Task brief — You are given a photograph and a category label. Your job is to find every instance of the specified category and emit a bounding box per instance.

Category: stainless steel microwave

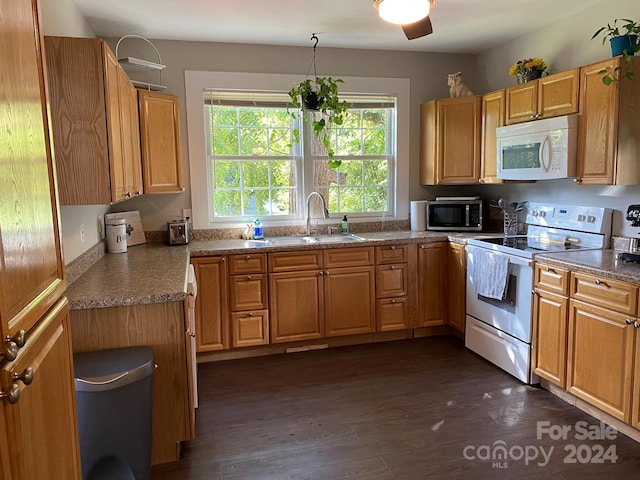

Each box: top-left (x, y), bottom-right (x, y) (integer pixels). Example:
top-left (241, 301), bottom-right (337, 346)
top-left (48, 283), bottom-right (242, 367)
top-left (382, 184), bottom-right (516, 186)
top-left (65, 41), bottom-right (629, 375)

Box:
top-left (426, 198), bottom-right (483, 231)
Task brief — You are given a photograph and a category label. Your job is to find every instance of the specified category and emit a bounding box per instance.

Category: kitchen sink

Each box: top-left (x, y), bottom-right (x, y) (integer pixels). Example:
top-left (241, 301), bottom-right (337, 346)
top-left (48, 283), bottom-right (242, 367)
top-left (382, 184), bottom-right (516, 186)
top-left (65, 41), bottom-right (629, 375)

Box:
top-left (262, 234), bottom-right (365, 246)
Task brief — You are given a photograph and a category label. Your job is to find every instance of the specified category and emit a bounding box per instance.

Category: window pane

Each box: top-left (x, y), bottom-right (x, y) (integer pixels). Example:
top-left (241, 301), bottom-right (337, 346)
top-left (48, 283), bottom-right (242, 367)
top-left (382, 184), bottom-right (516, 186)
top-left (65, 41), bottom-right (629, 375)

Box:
top-left (214, 190), bottom-right (241, 217)
top-left (271, 188), bottom-right (295, 215)
top-left (335, 128), bottom-right (361, 156)
top-left (363, 129), bottom-right (386, 155)
top-left (364, 186), bottom-right (388, 211)
top-left (335, 186), bottom-right (364, 211)
top-left (240, 127), bottom-right (267, 156)
top-left (269, 128), bottom-right (293, 156)
top-left (214, 161), bottom-right (241, 188)
top-left (339, 160), bottom-right (363, 186)
top-left (212, 128), bottom-right (239, 156)
top-left (271, 160), bottom-right (296, 187)
top-left (364, 159), bottom-right (388, 185)
top-left (242, 161), bottom-right (269, 188)
top-left (242, 189), bottom-right (271, 216)
top-left (211, 107), bottom-right (237, 127)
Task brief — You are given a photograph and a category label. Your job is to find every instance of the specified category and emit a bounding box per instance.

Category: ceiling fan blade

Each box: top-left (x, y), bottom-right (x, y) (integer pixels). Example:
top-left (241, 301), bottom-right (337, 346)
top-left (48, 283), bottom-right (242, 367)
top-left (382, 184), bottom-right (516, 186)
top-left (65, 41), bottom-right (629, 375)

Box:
top-left (401, 15), bottom-right (433, 40)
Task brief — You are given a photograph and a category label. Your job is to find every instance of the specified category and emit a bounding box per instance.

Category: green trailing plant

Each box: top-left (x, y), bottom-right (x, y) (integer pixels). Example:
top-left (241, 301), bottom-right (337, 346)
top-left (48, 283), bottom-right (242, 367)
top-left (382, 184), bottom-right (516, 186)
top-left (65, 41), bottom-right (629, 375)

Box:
top-left (288, 76), bottom-right (348, 169)
top-left (591, 18), bottom-right (640, 85)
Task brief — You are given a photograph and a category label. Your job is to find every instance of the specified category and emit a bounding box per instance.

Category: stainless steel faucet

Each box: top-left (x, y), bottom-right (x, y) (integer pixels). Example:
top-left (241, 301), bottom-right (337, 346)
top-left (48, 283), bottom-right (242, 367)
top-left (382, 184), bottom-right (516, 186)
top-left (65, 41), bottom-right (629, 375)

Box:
top-left (306, 192), bottom-right (329, 235)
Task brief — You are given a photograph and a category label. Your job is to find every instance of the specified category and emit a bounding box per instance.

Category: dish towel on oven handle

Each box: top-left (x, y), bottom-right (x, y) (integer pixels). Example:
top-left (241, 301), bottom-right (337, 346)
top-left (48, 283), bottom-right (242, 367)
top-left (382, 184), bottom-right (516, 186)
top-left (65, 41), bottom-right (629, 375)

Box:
top-left (471, 247), bottom-right (510, 300)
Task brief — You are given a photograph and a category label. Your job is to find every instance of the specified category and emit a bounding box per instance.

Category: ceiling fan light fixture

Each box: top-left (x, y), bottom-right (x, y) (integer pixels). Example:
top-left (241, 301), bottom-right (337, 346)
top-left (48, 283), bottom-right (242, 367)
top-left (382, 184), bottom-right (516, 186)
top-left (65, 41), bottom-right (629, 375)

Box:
top-left (376, 0), bottom-right (430, 25)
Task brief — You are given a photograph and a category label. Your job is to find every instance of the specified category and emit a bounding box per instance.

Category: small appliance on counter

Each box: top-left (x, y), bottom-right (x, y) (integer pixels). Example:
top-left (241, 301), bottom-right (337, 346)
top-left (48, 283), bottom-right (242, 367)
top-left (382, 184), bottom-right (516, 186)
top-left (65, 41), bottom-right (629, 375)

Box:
top-left (168, 219), bottom-right (191, 245)
top-left (426, 196), bottom-right (483, 231)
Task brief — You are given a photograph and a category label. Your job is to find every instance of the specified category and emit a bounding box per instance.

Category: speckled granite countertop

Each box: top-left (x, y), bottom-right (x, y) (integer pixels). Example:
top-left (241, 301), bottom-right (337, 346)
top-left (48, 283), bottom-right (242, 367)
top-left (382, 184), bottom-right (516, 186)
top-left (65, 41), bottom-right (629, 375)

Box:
top-left (536, 249), bottom-right (640, 285)
top-left (65, 243), bottom-right (191, 310)
top-left (65, 230), bottom-right (495, 311)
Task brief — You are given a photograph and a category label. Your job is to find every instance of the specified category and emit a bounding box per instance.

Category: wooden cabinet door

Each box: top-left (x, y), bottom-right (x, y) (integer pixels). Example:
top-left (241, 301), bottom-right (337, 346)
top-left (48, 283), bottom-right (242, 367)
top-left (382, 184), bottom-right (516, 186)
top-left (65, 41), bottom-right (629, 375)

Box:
top-left (192, 257), bottom-right (229, 352)
top-left (376, 264), bottom-right (408, 298)
top-left (120, 73), bottom-right (143, 198)
top-left (538, 68), bottom-right (579, 119)
top-left (138, 90), bottom-right (185, 194)
top-left (447, 243), bottom-right (466, 333)
top-left (1, 299), bottom-right (81, 480)
top-left (419, 100), bottom-right (437, 185)
top-left (480, 90), bottom-right (505, 184)
top-left (535, 263), bottom-right (570, 296)
top-left (532, 289), bottom-right (568, 387)
top-left (567, 299), bottom-right (634, 422)
top-left (0, 0), bottom-right (66, 340)
top-left (437, 96), bottom-right (481, 184)
top-left (576, 58), bottom-right (619, 185)
top-left (269, 270), bottom-right (324, 343)
top-left (417, 243), bottom-right (447, 327)
top-left (631, 326), bottom-right (640, 429)
top-left (505, 81), bottom-right (538, 125)
top-left (229, 274), bottom-right (268, 311)
top-left (102, 43), bottom-right (127, 202)
top-left (325, 266), bottom-right (376, 336)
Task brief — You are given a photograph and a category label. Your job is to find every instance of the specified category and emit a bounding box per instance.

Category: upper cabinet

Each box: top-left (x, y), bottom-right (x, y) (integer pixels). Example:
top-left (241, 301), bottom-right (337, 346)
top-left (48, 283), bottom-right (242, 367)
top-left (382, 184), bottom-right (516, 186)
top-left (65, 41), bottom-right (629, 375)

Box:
top-left (44, 36), bottom-right (143, 204)
top-left (138, 90), bottom-right (185, 193)
top-left (419, 96), bottom-right (482, 185)
top-left (505, 68), bottom-right (579, 125)
top-left (576, 57), bottom-right (640, 185)
top-left (480, 90), bottom-right (505, 184)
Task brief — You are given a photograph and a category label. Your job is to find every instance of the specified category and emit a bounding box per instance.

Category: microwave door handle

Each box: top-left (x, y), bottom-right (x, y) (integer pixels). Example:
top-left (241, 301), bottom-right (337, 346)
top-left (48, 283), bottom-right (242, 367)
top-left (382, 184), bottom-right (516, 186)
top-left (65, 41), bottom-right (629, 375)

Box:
top-left (539, 136), bottom-right (551, 172)
top-left (465, 205), bottom-right (470, 226)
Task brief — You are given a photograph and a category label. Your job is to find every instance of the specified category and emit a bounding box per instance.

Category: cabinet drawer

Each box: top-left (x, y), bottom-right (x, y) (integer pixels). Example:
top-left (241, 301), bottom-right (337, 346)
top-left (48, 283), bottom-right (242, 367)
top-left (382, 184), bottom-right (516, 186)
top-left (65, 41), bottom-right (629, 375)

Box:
top-left (323, 247), bottom-right (374, 268)
top-left (535, 263), bottom-right (569, 295)
top-left (376, 264), bottom-right (408, 298)
top-left (229, 274), bottom-right (268, 311)
top-left (231, 310), bottom-right (269, 348)
top-left (375, 244), bottom-right (408, 264)
top-left (269, 250), bottom-right (322, 272)
top-left (570, 272), bottom-right (638, 316)
top-left (229, 253), bottom-right (267, 274)
top-left (377, 296), bottom-right (410, 332)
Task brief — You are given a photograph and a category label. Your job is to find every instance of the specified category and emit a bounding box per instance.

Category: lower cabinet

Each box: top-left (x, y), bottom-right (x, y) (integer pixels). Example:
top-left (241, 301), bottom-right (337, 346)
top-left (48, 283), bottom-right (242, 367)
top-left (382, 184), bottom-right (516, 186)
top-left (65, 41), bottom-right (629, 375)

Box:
top-left (1, 299), bottom-right (81, 480)
top-left (417, 242), bottom-right (448, 327)
top-left (192, 256), bottom-right (229, 352)
top-left (447, 243), bottom-right (466, 333)
top-left (325, 265), bottom-right (376, 336)
top-left (70, 301), bottom-right (193, 465)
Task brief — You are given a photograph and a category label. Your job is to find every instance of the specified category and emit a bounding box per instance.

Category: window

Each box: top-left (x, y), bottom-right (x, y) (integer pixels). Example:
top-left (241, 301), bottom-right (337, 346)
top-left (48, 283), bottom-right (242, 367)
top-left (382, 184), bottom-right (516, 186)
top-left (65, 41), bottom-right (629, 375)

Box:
top-left (185, 72), bottom-right (409, 229)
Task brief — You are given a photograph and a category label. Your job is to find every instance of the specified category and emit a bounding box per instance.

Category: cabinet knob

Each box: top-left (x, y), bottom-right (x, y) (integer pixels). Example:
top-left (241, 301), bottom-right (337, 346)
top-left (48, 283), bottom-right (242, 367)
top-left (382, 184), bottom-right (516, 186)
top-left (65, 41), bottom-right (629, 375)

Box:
top-left (0, 383), bottom-right (20, 405)
top-left (245, 255), bottom-right (251, 260)
top-left (13, 367), bottom-right (33, 386)
top-left (479, 179), bottom-right (484, 184)
top-left (125, 192), bottom-right (131, 198)
top-left (635, 321), bottom-right (640, 329)
top-left (390, 265), bottom-right (395, 270)
top-left (136, 191), bottom-right (142, 196)
top-left (220, 258), bottom-right (226, 263)
top-left (246, 275), bottom-right (252, 281)
top-left (626, 319), bottom-right (633, 325)
top-left (420, 245), bottom-right (425, 249)
top-left (595, 279), bottom-right (602, 285)
top-left (247, 312), bottom-right (254, 317)
top-left (318, 271), bottom-right (324, 276)
top-left (391, 299), bottom-right (396, 304)
top-left (2, 342), bottom-right (18, 362)
top-left (574, 178), bottom-right (582, 184)
top-left (390, 246), bottom-right (396, 250)
top-left (7, 330), bottom-right (25, 348)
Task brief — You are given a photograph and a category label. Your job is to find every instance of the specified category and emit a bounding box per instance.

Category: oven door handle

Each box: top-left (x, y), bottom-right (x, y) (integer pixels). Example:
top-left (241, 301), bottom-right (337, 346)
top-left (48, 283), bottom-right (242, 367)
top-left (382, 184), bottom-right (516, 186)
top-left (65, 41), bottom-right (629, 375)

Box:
top-left (466, 244), bottom-right (533, 268)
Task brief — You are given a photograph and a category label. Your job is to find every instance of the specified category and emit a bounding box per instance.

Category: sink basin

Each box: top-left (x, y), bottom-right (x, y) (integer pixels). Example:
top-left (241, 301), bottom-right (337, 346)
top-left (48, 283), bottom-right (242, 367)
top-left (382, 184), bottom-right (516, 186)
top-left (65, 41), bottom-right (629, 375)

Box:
top-left (262, 234), bottom-right (365, 246)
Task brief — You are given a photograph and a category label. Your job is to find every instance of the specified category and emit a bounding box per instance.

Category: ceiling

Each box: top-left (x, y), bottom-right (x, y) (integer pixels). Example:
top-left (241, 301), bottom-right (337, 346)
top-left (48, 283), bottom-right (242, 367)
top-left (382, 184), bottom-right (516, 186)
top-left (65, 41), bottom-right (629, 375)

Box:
top-left (74, 0), bottom-right (603, 54)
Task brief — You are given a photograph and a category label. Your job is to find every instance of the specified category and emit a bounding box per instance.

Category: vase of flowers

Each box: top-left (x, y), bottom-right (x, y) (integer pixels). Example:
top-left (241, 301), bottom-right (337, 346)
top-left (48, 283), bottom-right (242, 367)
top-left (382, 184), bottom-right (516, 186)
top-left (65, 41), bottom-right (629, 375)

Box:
top-left (509, 57), bottom-right (547, 84)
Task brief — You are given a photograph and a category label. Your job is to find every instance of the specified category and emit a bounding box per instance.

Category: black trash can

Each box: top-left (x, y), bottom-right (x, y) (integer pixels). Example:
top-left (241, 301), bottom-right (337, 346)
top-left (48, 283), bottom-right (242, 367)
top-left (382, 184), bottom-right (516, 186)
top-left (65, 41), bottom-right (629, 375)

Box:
top-left (74, 346), bottom-right (154, 480)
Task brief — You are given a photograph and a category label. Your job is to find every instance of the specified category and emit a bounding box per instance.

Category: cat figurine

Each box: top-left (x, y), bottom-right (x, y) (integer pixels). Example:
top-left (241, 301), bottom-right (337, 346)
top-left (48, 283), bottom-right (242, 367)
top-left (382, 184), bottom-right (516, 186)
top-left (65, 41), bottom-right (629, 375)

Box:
top-left (447, 72), bottom-right (474, 98)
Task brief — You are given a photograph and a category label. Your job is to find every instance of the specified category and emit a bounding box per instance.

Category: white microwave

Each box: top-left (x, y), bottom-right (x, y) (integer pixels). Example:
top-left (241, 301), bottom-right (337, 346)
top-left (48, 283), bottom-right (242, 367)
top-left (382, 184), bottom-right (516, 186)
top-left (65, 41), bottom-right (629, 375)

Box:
top-left (496, 114), bottom-right (578, 181)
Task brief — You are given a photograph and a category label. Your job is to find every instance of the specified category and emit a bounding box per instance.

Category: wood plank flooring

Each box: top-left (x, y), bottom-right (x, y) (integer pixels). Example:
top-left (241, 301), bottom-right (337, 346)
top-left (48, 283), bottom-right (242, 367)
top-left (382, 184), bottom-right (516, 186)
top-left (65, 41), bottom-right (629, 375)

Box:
top-left (152, 336), bottom-right (640, 479)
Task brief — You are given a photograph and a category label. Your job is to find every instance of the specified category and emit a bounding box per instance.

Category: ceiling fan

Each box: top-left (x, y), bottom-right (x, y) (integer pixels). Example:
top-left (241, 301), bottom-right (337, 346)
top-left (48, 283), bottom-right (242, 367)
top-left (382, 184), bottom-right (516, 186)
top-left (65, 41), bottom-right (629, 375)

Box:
top-left (373, 0), bottom-right (436, 40)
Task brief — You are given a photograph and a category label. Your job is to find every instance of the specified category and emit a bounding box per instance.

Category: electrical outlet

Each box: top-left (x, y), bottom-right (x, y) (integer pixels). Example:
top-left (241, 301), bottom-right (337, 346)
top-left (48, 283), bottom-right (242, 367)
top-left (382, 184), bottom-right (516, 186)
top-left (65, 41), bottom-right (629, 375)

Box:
top-left (182, 209), bottom-right (192, 220)
top-left (79, 223), bottom-right (86, 243)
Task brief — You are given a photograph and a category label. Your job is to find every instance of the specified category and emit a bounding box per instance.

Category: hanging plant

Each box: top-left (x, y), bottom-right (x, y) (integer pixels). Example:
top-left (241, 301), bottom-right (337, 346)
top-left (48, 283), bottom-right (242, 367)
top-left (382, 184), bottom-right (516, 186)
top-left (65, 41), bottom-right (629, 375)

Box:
top-left (288, 35), bottom-right (348, 169)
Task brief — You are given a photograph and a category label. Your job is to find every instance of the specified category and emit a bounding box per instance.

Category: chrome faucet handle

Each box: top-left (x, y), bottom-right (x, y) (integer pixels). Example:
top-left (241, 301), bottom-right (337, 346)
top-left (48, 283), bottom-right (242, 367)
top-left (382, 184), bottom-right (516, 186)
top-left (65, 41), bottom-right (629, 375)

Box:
top-left (327, 226), bottom-right (339, 235)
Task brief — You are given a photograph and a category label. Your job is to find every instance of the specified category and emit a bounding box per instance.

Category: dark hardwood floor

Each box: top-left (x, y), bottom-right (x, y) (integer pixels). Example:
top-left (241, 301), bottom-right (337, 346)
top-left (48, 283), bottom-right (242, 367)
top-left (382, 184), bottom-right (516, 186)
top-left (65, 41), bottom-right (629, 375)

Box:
top-left (152, 336), bottom-right (640, 479)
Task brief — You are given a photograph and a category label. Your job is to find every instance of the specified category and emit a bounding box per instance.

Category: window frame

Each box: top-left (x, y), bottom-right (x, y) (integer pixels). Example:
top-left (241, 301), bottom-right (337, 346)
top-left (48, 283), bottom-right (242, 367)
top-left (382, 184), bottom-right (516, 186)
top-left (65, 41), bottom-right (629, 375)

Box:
top-left (185, 71), bottom-right (410, 229)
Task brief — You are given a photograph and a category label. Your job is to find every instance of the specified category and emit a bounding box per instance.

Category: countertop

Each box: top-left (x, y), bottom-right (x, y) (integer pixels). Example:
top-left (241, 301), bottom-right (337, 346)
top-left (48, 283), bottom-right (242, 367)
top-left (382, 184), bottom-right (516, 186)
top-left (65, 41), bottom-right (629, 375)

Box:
top-left (65, 230), bottom-right (492, 311)
top-left (537, 249), bottom-right (640, 285)
top-left (65, 243), bottom-right (191, 310)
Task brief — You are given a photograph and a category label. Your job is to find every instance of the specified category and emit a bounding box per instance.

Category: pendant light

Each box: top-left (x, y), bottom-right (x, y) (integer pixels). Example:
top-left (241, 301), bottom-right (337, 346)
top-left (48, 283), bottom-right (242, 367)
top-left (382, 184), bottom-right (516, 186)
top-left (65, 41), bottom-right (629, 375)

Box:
top-left (375, 0), bottom-right (430, 25)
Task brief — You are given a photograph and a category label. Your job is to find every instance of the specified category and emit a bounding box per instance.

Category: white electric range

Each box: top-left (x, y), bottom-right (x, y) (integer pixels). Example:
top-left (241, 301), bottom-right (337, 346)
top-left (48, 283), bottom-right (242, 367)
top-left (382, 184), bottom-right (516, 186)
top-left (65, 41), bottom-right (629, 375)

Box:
top-left (464, 202), bottom-right (613, 384)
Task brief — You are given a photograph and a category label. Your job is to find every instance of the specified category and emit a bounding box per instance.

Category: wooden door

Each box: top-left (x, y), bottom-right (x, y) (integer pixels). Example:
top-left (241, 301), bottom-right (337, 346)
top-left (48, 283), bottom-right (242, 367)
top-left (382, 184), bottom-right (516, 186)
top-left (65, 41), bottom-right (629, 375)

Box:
top-left (1, 299), bottom-right (81, 480)
top-left (538, 68), bottom-right (579, 119)
top-left (192, 257), bottom-right (229, 351)
top-left (102, 43), bottom-right (127, 202)
top-left (480, 90), bottom-right (505, 184)
top-left (505, 81), bottom-right (538, 125)
top-left (567, 299), bottom-right (634, 422)
top-left (417, 243), bottom-right (448, 327)
top-left (120, 73), bottom-right (143, 198)
top-left (231, 311), bottom-right (269, 348)
top-left (376, 264), bottom-right (408, 298)
top-left (447, 243), bottom-right (466, 333)
top-left (419, 100), bottom-right (437, 185)
top-left (631, 326), bottom-right (640, 429)
top-left (532, 289), bottom-right (568, 387)
top-left (576, 58), bottom-right (620, 184)
top-left (269, 270), bottom-right (324, 343)
top-left (0, 0), bottom-right (66, 340)
top-left (437, 96), bottom-right (481, 184)
top-left (138, 90), bottom-right (185, 193)
top-left (229, 274), bottom-right (268, 311)
top-left (325, 266), bottom-right (376, 336)
top-left (377, 297), bottom-right (410, 332)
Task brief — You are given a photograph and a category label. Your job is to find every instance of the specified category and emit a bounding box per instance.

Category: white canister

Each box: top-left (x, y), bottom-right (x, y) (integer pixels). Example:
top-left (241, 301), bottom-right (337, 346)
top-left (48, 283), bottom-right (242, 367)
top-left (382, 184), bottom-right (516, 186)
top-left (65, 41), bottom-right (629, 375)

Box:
top-left (105, 218), bottom-right (127, 253)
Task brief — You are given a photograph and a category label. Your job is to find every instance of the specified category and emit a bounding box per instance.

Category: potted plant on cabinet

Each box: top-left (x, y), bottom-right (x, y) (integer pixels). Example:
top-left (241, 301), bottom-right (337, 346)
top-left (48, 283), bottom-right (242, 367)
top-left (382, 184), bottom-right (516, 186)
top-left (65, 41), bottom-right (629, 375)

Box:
top-left (288, 35), bottom-right (348, 169)
top-left (591, 18), bottom-right (640, 84)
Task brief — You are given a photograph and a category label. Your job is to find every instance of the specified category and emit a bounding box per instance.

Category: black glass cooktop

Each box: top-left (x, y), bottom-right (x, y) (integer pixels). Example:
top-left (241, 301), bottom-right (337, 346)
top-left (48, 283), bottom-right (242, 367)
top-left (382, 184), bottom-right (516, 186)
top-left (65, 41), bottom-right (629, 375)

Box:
top-left (478, 236), bottom-right (585, 253)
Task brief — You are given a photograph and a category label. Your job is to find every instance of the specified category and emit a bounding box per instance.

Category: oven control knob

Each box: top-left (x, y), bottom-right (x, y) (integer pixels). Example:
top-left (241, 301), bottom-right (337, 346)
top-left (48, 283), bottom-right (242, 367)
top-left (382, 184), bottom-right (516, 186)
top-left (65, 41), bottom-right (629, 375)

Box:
top-left (577, 214), bottom-right (586, 222)
top-left (539, 211), bottom-right (546, 218)
top-left (587, 215), bottom-right (596, 223)
top-left (530, 210), bottom-right (538, 217)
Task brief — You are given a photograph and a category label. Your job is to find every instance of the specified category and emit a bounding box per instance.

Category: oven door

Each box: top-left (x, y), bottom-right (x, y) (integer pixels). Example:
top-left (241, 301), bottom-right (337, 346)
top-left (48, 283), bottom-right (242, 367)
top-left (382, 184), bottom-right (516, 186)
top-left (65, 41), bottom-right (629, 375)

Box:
top-left (465, 245), bottom-right (533, 343)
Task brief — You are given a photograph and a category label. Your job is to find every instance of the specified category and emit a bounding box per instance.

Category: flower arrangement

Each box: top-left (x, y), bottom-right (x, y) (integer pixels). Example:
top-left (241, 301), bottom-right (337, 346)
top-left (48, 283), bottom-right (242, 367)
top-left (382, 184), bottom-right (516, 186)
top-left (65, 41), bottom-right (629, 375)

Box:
top-left (509, 57), bottom-right (547, 82)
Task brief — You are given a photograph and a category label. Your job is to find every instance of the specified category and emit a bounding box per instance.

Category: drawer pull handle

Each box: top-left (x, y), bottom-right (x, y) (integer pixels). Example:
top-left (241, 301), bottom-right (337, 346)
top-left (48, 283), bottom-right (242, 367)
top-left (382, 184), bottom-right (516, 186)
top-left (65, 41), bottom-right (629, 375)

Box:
top-left (13, 367), bottom-right (33, 386)
top-left (390, 246), bottom-right (396, 250)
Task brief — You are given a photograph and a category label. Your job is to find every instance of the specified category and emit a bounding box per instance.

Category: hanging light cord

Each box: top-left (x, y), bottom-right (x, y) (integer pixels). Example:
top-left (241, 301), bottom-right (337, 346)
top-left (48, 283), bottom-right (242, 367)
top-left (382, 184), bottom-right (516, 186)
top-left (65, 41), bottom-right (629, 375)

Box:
top-left (306, 34), bottom-right (319, 84)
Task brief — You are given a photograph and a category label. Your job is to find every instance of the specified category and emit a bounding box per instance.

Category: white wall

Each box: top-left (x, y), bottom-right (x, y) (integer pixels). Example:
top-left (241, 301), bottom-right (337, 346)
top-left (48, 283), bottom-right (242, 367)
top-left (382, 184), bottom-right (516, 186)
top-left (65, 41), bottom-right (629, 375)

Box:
top-left (463, 0), bottom-right (640, 238)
